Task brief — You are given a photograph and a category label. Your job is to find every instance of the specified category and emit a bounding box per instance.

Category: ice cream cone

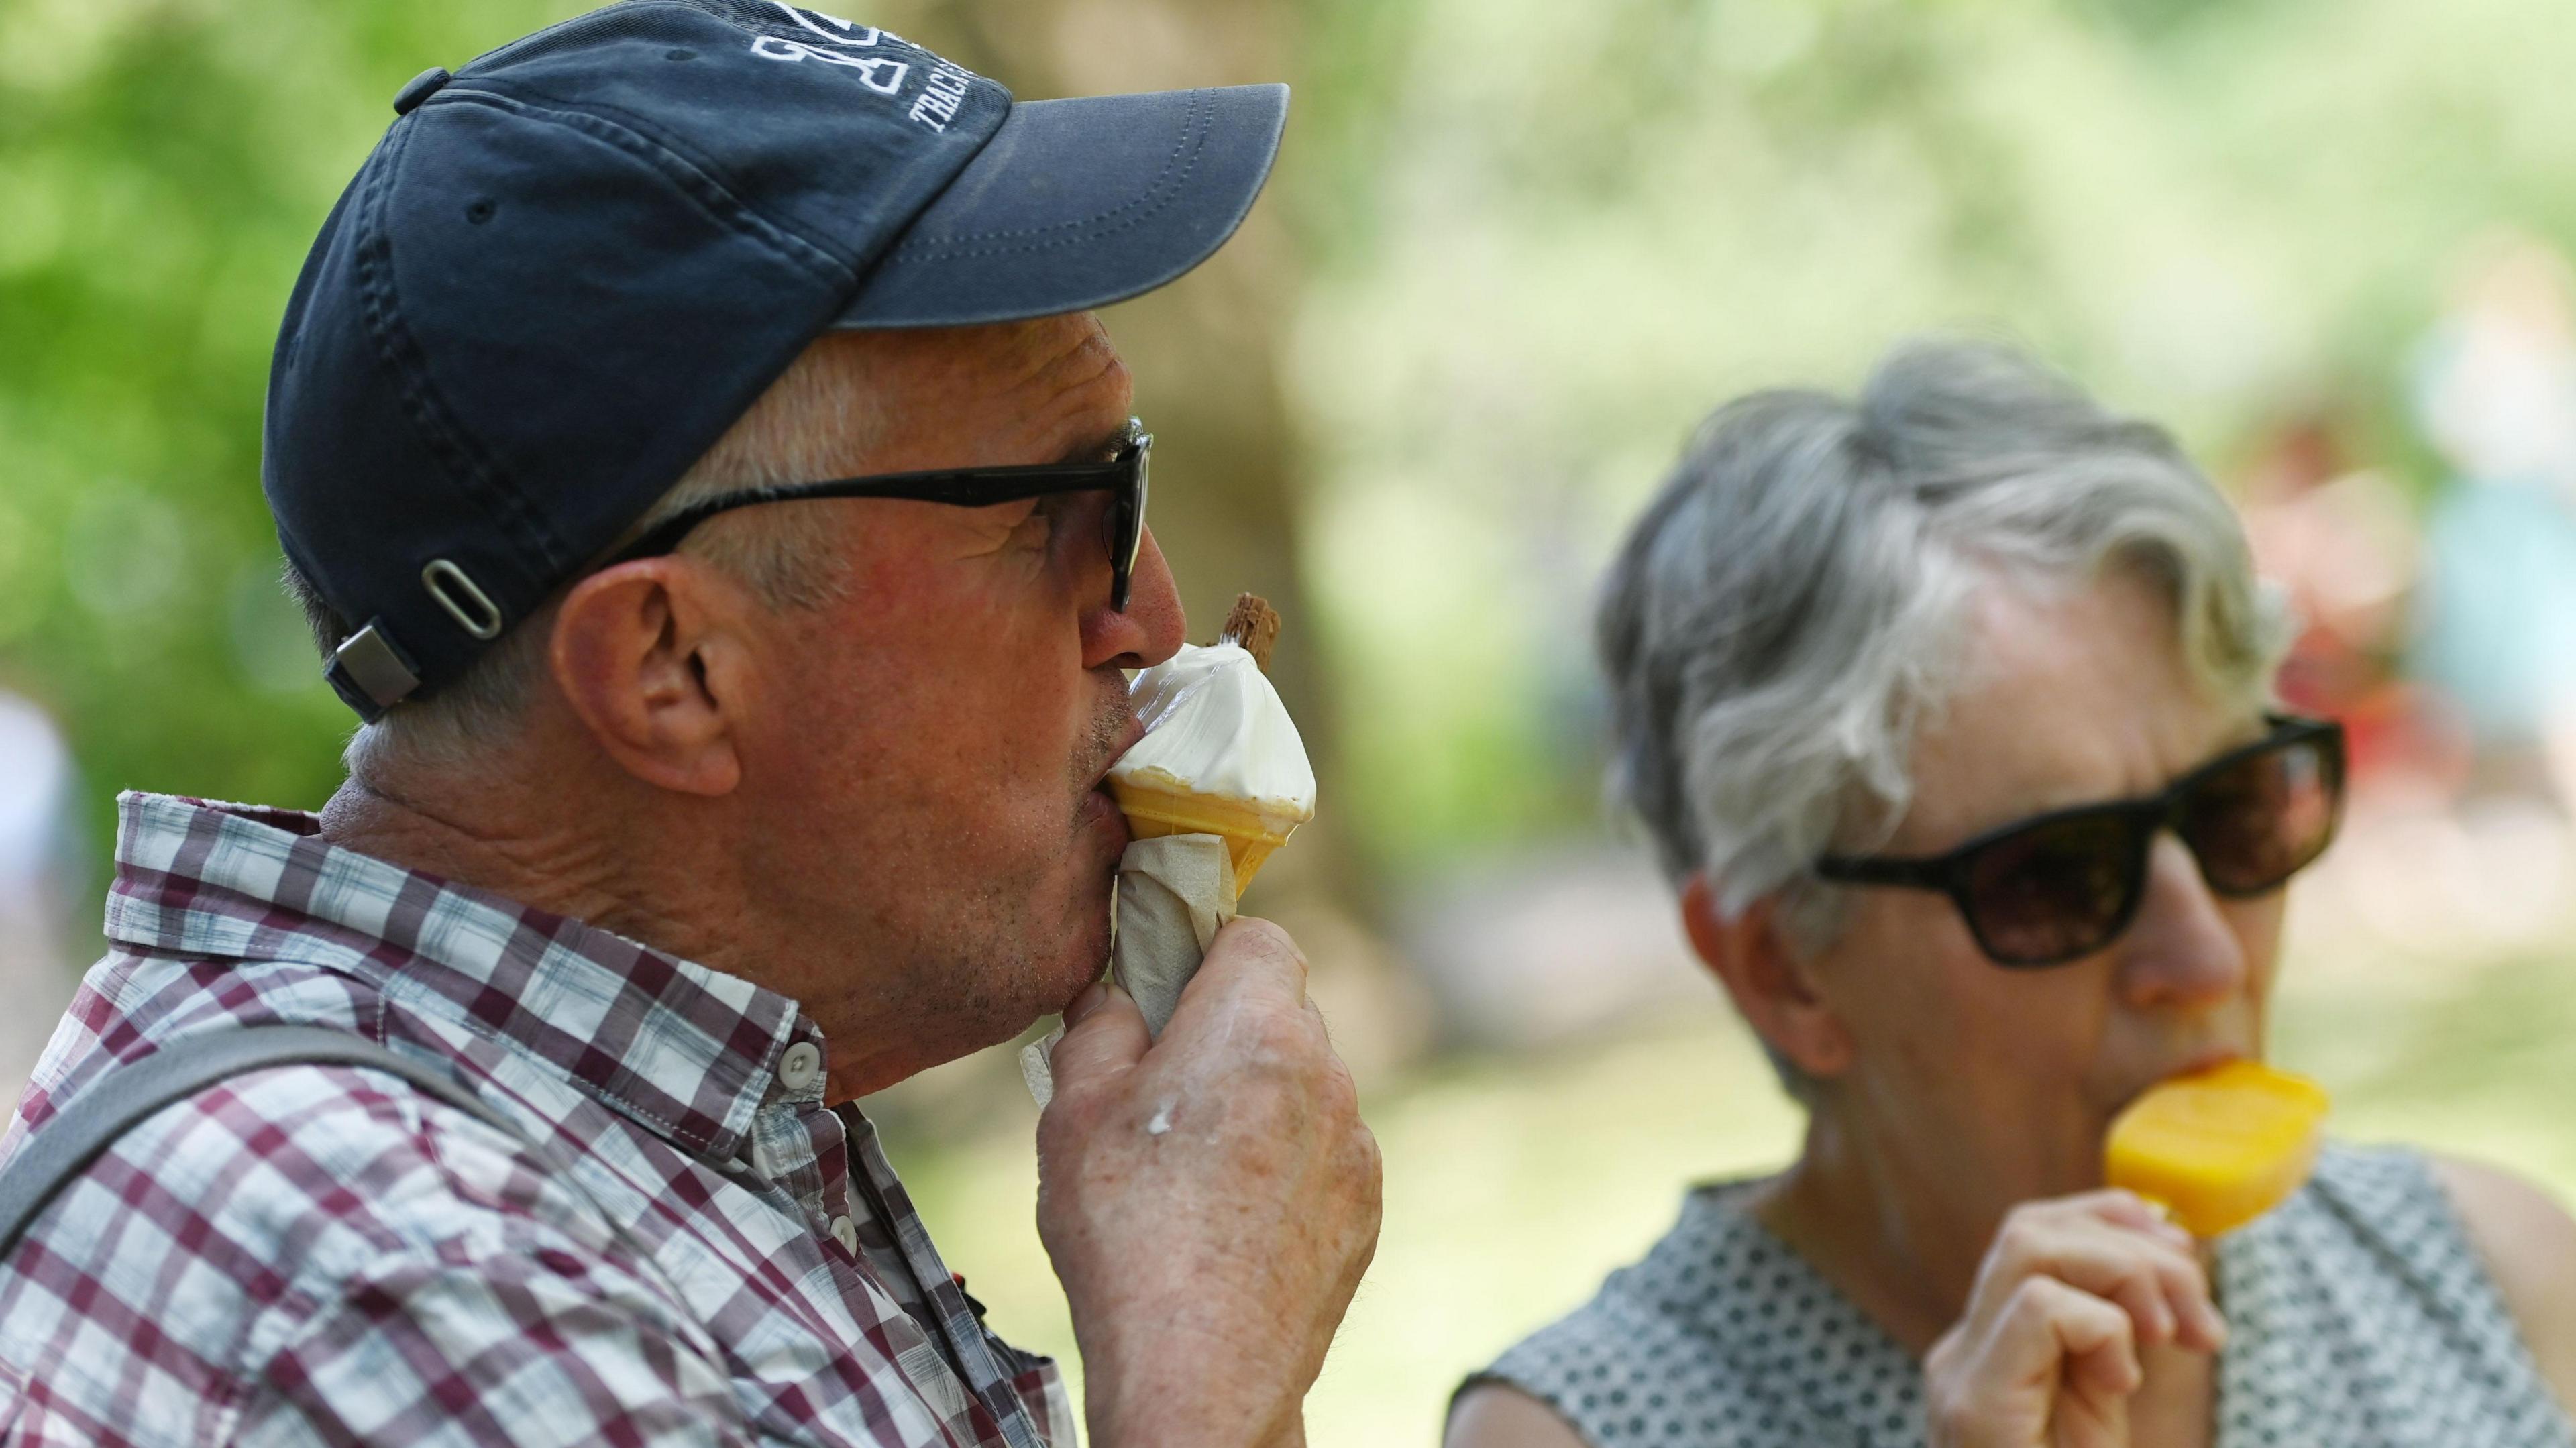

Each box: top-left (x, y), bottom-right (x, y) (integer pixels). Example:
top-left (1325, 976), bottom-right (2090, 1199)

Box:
top-left (1109, 779), bottom-right (1298, 891)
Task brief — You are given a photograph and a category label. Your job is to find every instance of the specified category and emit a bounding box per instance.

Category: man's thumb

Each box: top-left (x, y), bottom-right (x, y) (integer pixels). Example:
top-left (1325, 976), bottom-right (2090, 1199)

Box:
top-left (1047, 979), bottom-right (1150, 1091)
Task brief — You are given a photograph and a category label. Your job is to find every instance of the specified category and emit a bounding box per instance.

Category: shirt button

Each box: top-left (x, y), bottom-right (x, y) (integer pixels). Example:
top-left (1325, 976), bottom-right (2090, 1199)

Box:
top-left (777, 1041), bottom-right (824, 1093)
top-left (830, 1215), bottom-right (858, 1255)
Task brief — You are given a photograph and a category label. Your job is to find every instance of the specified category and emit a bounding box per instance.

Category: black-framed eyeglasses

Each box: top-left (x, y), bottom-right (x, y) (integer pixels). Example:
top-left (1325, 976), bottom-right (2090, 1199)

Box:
top-left (608, 418), bottom-right (1152, 610)
top-left (1813, 715), bottom-right (2347, 968)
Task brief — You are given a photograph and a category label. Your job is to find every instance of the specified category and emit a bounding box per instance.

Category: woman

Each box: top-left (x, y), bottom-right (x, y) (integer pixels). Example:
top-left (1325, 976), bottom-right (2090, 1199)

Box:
top-left (1446, 342), bottom-right (2576, 1448)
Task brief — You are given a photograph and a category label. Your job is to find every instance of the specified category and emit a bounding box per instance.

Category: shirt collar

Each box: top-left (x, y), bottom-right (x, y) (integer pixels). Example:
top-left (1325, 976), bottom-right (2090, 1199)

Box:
top-left (102, 790), bottom-right (805, 1164)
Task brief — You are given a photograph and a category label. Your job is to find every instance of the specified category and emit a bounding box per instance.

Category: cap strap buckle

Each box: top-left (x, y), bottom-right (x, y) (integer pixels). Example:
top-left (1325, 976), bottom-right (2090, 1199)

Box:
top-left (422, 559), bottom-right (505, 640)
top-left (325, 621), bottom-right (423, 722)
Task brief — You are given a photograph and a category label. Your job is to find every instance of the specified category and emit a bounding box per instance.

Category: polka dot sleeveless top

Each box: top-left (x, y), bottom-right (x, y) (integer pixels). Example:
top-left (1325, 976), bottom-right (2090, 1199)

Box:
top-left (1472, 1144), bottom-right (2574, 1447)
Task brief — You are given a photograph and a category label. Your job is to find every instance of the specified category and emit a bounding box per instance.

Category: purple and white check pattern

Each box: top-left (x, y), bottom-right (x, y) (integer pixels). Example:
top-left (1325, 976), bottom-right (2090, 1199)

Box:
top-left (0, 793), bottom-right (1076, 1447)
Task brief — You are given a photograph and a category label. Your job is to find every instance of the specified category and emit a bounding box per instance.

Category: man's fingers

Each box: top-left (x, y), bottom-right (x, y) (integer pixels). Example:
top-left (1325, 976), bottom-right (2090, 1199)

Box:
top-left (1062, 977), bottom-right (1114, 1027)
top-left (1048, 981), bottom-right (1150, 1095)
top-left (1171, 917), bottom-right (1311, 1027)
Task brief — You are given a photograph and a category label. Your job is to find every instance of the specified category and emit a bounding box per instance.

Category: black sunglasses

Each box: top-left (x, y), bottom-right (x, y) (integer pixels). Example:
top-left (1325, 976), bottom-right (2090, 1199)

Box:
top-left (1813, 715), bottom-right (2346, 968)
top-left (608, 419), bottom-right (1152, 609)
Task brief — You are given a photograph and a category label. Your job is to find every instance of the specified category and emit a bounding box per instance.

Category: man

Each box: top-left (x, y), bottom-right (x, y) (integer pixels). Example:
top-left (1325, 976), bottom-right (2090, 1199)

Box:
top-left (0, 4), bottom-right (1379, 1445)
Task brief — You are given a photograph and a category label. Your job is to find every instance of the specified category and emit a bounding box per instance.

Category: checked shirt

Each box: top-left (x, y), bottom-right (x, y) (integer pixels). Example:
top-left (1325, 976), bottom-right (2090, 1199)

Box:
top-left (0, 792), bottom-right (1077, 1447)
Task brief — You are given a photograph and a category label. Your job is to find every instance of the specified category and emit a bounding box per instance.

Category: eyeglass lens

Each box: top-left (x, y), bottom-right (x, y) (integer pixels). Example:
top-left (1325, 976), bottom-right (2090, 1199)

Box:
top-left (1962, 732), bottom-right (2341, 966)
top-left (1963, 810), bottom-right (2151, 965)
top-left (1101, 436), bottom-right (1148, 611)
top-left (2178, 737), bottom-right (2339, 894)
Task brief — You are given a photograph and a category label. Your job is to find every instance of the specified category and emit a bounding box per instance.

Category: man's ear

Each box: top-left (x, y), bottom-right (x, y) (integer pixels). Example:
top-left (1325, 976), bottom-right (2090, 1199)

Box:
top-left (1679, 873), bottom-right (1854, 1080)
top-left (547, 559), bottom-right (749, 797)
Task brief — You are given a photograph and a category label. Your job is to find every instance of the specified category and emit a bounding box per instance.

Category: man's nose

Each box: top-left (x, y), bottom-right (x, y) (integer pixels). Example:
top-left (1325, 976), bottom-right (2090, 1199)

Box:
top-left (1086, 525), bottom-right (1185, 671)
top-left (2114, 833), bottom-right (2251, 1009)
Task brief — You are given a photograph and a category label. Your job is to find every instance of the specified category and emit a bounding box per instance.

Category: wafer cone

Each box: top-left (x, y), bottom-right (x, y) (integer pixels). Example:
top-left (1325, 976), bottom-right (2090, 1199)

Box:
top-left (1109, 779), bottom-right (1297, 892)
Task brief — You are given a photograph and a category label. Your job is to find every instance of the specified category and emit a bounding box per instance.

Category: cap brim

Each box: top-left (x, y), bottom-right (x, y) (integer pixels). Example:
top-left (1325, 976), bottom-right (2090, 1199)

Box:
top-left (833, 82), bottom-right (1287, 329)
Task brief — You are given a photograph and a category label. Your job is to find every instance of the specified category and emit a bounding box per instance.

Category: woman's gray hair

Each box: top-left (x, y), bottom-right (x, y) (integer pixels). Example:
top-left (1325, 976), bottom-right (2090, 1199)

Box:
top-left (1599, 339), bottom-right (2293, 948)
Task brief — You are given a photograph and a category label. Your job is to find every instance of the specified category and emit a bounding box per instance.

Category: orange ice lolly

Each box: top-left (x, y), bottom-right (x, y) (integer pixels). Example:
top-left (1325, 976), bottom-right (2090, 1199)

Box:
top-left (2104, 1060), bottom-right (2330, 1238)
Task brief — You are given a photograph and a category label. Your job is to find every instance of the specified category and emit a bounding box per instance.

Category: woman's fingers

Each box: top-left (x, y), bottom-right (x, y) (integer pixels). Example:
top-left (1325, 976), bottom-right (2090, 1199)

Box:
top-left (2031, 1278), bottom-right (2143, 1448)
top-left (1972, 1194), bottom-right (2227, 1355)
top-left (2019, 1276), bottom-right (2143, 1401)
top-left (2073, 1192), bottom-right (2229, 1352)
top-left (1926, 1275), bottom-right (2139, 1448)
top-left (2080, 1188), bottom-right (2192, 1242)
top-left (1927, 1190), bottom-right (2233, 1447)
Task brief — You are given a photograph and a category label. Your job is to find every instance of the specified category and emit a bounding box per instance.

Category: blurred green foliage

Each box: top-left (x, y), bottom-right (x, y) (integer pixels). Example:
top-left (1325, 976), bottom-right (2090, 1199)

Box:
top-left (1290, 0), bottom-right (2576, 871)
top-left (1, 0), bottom-right (584, 851)
top-left (11, 0), bottom-right (2576, 879)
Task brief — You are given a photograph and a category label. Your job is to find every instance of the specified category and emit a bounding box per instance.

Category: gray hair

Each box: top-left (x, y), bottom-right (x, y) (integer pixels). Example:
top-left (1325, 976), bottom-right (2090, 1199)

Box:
top-left (286, 334), bottom-right (885, 780)
top-left (1599, 339), bottom-right (2292, 952)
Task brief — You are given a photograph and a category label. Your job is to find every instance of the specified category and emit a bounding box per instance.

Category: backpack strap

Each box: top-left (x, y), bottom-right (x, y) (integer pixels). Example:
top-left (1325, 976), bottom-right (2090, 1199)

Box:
top-left (0, 1025), bottom-right (521, 1262)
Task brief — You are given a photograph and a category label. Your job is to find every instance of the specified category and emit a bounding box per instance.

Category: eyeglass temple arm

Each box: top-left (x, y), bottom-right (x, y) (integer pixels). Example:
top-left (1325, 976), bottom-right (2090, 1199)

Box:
top-left (609, 465), bottom-right (1125, 565)
top-left (1812, 853), bottom-right (1952, 889)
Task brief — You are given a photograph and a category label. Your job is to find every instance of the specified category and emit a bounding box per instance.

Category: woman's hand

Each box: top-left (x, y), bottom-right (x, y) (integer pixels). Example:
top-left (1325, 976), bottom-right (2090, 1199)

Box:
top-left (1924, 1191), bottom-right (2226, 1448)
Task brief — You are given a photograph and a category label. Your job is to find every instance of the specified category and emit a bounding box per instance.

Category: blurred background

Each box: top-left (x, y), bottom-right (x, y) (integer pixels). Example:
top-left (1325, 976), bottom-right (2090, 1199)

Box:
top-left (8, 0), bottom-right (2576, 1441)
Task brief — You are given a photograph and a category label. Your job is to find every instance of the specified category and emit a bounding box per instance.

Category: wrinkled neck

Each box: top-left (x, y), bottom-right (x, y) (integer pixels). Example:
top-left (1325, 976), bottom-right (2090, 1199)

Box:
top-left (319, 740), bottom-right (777, 981)
top-left (1751, 1105), bottom-right (1996, 1355)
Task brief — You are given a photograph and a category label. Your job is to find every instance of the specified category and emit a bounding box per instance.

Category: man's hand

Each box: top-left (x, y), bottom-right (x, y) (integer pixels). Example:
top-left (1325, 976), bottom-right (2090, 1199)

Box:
top-left (1036, 917), bottom-right (1382, 1448)
top-left (1924, 1192), bottom-right (2225, 1448)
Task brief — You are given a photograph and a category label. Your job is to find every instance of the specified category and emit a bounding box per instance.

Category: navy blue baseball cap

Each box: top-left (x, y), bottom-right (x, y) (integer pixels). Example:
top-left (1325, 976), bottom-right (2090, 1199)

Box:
top-left (264, 0), bottom-right (1288, 720)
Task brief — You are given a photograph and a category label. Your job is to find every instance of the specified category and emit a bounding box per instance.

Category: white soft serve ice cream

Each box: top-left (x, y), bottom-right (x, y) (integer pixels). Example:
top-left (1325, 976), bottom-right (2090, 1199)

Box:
top-left (1108, 641), bottom-right (1316, 832)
